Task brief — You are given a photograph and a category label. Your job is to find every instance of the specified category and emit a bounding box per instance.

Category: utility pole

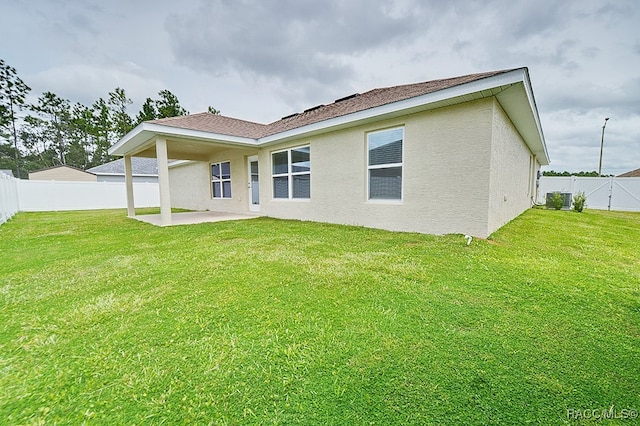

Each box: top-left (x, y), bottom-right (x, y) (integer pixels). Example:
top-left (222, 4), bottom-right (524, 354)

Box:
top-left (598, 117), bottom-right (609, 177)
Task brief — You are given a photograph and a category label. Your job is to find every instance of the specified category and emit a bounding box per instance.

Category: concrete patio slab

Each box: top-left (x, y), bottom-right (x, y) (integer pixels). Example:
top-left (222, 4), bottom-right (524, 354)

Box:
top-left (132, 211), bottom-right (259, 226)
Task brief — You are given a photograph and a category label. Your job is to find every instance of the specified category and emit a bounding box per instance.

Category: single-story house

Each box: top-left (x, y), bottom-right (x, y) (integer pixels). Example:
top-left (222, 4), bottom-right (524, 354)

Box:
top-left (29, 165), bottom-right (96, 181)
top-left (618, 168), bottom-right (640, 177)
top-left (87, 157), bottom-right (159, 183)
top-left (109, 67), bottom-right (549, 238)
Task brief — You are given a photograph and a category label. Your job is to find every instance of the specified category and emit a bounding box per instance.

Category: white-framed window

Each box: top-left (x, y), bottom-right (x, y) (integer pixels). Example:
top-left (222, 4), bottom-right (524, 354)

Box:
top-left (367, 127), bottom-right (403, 201)
top-left (211, 161), bottom-right (232, 199)
top-left (272, 146), bottom-right (310, 199)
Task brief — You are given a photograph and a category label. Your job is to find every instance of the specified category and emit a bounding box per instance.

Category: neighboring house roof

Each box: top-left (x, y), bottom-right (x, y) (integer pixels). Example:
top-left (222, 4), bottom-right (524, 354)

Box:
top-left (30, 164), bottom-right (92, 174)
top-left (87, 157), bottom-right (159, 176)
top-left (618, 168), bottom-right (640, 177)
top-left (110, 67), bottom-right (549, 164)
top-left (28, 165), bottom-right (96, 181)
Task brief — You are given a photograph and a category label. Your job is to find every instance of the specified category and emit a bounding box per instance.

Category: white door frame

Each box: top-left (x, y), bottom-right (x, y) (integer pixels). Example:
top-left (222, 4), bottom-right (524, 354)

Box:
top-left (248, 155), bottom-right (260, 212)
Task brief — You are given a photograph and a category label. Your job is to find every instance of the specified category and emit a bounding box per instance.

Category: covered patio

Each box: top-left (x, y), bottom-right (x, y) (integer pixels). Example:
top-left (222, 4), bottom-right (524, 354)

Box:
top-left (108, 114), bottom-right (264, 226)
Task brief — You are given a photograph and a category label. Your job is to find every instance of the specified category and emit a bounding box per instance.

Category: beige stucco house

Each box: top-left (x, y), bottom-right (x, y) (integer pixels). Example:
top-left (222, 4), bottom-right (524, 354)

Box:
top-left (109, 68), bottom-right (549, 238)
top-left (29, 165), bottom-right (97, 181)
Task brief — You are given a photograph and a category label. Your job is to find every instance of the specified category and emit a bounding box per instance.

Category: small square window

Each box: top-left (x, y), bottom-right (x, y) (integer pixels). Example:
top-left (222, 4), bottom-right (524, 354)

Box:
top-left (211, 161), bottom-right (232, 198)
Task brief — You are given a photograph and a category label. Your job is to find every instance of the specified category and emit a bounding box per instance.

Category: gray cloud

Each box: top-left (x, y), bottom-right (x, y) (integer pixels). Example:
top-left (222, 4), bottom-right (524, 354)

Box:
top-left (499, 1), bottom-right (570, 39)
top-left (543, 76), bottom-right (640, 115)
top-left (167, 0), bottom-right (428, 85)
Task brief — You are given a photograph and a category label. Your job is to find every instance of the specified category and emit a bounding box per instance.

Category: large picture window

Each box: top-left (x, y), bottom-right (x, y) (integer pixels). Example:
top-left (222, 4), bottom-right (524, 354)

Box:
top-left (211, 161), bottom-right (232, 198)
top-left (272, 146), bottom-right (310, 199)
top-left (367, 127), bottom-right (403, 200)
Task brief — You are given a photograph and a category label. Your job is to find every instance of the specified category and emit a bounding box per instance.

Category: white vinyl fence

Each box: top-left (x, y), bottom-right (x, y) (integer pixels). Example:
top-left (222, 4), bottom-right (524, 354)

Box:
top-left (17, 180), bottom-right (160, 212)
top-left (538, 176), bottom-right (640, 212)
top-left (0, 173), bottom-right (19, 224)
top-left (0, 177), bottom-right (159, 226)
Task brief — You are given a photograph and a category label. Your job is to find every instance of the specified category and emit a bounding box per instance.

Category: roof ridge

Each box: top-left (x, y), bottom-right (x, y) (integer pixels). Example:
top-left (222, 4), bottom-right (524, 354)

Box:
top-left (369, 68), bottom-right (518, 92)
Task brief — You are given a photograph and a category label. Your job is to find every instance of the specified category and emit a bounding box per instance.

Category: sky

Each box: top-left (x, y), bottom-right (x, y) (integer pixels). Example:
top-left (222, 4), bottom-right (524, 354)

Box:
top-left (2, 0), bottom-right (639, 175)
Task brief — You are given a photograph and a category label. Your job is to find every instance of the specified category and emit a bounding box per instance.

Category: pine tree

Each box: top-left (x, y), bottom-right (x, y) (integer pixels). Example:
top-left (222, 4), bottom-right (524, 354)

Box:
top-left (30, 92), bottom-right (71, 165)
top-left (155, 90), bottom-right (188, 118)
top-left (91, 98), bottom-right (112, 167)
top-left (135, 97), bottom-right (157, 125)
top-left (108, 87), bottom-right (133, 139)
top-left (0, 59), bottom-right (31, 178)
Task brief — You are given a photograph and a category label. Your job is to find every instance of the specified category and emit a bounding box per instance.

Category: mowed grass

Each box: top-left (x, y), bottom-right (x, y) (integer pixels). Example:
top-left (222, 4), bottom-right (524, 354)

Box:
top-left (0, 208), bottom-right (638, 424)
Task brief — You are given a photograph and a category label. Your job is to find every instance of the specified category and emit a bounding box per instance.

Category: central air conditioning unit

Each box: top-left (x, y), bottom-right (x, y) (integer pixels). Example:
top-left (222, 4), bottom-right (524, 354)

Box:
top-left (545, 192), bottom-right (572, 210)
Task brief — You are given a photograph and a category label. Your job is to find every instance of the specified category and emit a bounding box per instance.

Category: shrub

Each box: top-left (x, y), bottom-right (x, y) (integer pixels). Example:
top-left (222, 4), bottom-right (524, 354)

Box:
top-left (573, 191), bottom-right (587, 212)
top-left (549, 192), bottom-right (564, 210)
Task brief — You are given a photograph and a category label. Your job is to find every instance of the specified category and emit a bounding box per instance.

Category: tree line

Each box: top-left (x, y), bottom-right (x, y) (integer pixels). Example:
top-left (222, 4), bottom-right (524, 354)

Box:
top-left (0, 59), bottom-right (217, 178)
top-left (542, 171), bottom-right (614, 177)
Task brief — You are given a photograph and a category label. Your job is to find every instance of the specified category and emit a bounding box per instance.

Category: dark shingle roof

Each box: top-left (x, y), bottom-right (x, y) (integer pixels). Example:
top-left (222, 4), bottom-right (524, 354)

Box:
top-left (87, 157), bottom-right (159, 175)
top-left (149, 69), bottom-right (516, 139)
top-left (149, 113), bottom-right (268, 139)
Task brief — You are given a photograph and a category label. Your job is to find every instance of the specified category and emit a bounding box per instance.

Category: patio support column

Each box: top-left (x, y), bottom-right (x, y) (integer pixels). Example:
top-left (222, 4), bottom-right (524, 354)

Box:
top-left (156, 136), bottom-right (172, 226)
top-left (124, 155), bottom-right (135, 217)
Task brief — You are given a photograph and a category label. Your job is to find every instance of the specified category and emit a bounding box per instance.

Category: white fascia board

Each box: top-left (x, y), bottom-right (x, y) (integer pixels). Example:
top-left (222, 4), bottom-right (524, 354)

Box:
top-left (520, 69), bottom-right (550, 164)
top-left (108, 122), bottom-right (146, 156)
top-left (258, 69), bottom-right (528, 145)
top-left (108, 122), bottom-right (259, 156)
top-left (148, 123), bottom-right (259, 145)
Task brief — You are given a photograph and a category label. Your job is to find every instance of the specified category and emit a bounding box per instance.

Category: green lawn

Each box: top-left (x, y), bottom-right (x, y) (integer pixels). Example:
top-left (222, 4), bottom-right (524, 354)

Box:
top-left (0, 208), bottom-right (638, 424)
